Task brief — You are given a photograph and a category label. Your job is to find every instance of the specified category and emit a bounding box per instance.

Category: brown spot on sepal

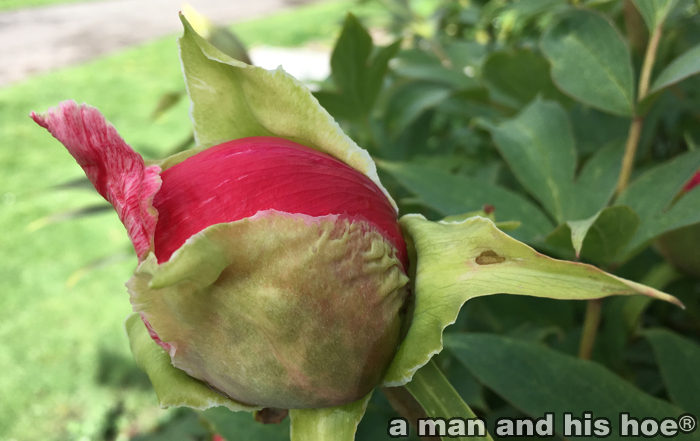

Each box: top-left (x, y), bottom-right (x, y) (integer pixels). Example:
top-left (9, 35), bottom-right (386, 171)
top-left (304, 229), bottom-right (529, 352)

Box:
top-left (475, 250), bottom-right (506, 265)
top-left (254, 407), bottom-right (289, 424)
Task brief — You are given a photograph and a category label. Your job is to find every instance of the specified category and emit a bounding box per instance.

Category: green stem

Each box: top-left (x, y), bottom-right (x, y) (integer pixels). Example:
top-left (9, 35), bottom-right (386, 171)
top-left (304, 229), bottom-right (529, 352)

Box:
top-left (381, 386), bottom-right (441, 441)
top-left (616, 116), bottom-right (644, 195)
top-left (578, 298), bottom-right (603, 360)
top-left (289, 393), bottom-right (372, 441)
top-left (638, 23), bottom-right (663, 100)
top-left (615, 22), bottom-right (663, 194)
top-left (405, 360), bottom-right (493, 441)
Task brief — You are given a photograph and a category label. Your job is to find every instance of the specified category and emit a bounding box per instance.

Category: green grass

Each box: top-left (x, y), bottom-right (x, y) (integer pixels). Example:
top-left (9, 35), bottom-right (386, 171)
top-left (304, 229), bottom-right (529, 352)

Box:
top-left (0, 1), bottom-right (386, 439)
top-left (0, 0), bottom-right (101, 12)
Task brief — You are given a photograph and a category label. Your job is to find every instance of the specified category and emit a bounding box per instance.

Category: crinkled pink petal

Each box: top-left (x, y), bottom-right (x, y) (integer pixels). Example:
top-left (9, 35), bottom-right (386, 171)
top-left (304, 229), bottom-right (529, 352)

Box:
top-left (684, 171), bottom-right (700, 192)
top-left (30, 100), bottom-right (161, 260)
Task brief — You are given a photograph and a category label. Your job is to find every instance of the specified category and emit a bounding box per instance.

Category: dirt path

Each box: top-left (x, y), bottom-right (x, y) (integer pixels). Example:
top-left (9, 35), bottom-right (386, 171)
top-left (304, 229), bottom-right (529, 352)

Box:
top-left (0, 0), bottom-right (319, 87)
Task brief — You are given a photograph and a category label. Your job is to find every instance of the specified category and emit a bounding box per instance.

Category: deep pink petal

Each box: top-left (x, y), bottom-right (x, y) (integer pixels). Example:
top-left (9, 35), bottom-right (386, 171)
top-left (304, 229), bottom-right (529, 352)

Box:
top-left (30, 100), bottom-right (161, 260)
top-left (684, 171), bottom-right (700, 192)
top-left (153, 137), bottom-right (408, 270)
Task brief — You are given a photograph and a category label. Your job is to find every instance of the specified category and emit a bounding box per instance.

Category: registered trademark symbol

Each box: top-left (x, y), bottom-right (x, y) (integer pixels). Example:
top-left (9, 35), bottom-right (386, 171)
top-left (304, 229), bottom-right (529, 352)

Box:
top-left (679, 414), bottom-right (696, 433)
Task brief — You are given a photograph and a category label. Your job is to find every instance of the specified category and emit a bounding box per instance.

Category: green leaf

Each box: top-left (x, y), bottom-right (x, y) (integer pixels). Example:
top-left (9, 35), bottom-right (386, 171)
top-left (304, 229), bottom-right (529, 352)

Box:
top-left (574, 139), bottom-right (625, 210)
top-left (385, 81), bottom-right (452, 135)
top-left (546, 205), bottom-right (640, 264)
top-left (377, 161), bottom-right (554, 243)
top-left (617, 149), bottom-right (700, 257)
top-left (393, 44), bottom-right (482, 90)
top-left (483, 99), bottom-right (576, 222)
top-left (569, 105), bottom-right (629, 156)
top-left (174, 14), bottom-right (396, 209)
top-left (567, 212), bottom-right (601, 256)
top-left (289, 393), bottom-right (372, 441)
top-left (330, 14), bottom-right (372, 109)
top-left (482, 49), bottom-right (569, 108)
top-left (643, 329), bottom-right (700, 415)
top-left (328, 14), bottom-right (401, 117)
top-left (541, 10), bottom-right (635, 116)
top-left (649, 43), bottom-right (700, 94)
top-left (445, 334), bottom-right (697, 441)
top-left (383, 215), bottom-right (681, 386)
top-left (405, 360), bottom-right (492, 441)
top-left (631, 0), bottom-right (680, 31)
top-left (124, 313), bottom-right (258, 412)
top-left (483, 99), bottom-right (622, 223)
top-left (504, 0), bottom-right (568, 19)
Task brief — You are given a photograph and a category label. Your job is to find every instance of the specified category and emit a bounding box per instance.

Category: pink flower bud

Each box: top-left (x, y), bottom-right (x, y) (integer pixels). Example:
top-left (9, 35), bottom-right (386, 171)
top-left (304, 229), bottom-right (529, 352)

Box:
top-left (31, 100), bottom-right (410, 409)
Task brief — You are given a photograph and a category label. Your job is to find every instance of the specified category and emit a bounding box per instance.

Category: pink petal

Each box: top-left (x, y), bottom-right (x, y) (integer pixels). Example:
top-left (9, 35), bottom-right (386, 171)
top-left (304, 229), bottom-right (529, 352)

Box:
top-left (684, 171), bottom-right (700, 192)
top-left (153, 137), bottom-right (408, 270)
top-left (31, 101), bottom-right (161, 260)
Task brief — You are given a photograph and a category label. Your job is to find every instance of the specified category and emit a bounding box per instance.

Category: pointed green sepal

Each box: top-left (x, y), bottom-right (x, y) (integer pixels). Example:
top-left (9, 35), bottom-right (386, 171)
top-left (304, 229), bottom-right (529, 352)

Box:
top-left (289, 392), bottom-right (372, 441)
top-left (383, 215), bottom-right (683, 386)
top-left (124, 313), bottom-right (259, 412)
top-left (164, 14), bottom-right (396, 210)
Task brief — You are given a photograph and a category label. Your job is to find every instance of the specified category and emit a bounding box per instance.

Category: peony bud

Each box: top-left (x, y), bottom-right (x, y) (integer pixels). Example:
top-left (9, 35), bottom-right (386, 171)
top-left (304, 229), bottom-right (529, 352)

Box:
top-left (656, 171), bottom-right (700, 278)
top-left (31, 101), bottom-right (410, 409)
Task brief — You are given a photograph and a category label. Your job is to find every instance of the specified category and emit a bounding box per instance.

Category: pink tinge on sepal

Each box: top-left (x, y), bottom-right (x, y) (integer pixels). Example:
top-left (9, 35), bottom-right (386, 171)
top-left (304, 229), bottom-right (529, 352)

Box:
top-left (30, 100), bottom-right (161, 260)
top-left (140, 314), bottom-right (172, 351)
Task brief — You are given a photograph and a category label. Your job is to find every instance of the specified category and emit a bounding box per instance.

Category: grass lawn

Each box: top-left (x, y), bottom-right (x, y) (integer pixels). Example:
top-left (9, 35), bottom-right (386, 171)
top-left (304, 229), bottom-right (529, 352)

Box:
top-left (0, 1), bottom-right (385, 439)
top-left (0, 0), bottom-right (102, 12)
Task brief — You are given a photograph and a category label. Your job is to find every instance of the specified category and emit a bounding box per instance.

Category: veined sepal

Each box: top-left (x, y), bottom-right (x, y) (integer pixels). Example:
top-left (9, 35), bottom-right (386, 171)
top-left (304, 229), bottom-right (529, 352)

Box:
top-left (127, 210), bottom-right (409, 409)
top-left (124, 312), bottom-right (258, 412)
top-left (383, 214), bottom-right (683, 386)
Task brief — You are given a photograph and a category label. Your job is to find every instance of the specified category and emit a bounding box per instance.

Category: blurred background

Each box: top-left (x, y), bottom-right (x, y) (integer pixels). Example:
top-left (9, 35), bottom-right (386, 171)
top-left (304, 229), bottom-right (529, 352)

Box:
top-left (2, 0), bottom-right (700, 439)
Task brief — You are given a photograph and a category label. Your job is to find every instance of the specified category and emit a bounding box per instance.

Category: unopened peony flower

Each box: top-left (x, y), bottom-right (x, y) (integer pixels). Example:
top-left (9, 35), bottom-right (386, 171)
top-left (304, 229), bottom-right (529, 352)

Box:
top-left (31, 102), bottom-right (410, 409)
top-left (31, 15), bottom-right (682, 439)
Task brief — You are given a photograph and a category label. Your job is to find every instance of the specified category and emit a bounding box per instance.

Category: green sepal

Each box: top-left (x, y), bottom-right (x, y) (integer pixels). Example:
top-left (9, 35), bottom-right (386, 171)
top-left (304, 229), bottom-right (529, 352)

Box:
top-left (159, 14), bottom-right (396, 210)
top-left (124, 313), bottom-right (259, 412)
top-left (289, 392), bottom-right (372, 441)
top-left (129, 211), bottom-right (408, 409)
top-left (383, 215), bottom-right (682, 386)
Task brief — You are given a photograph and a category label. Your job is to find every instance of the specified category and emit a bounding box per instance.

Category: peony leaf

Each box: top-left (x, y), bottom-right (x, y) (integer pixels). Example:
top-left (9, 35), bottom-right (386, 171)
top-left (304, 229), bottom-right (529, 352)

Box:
top-left (643, 329), bottom-right (700, 415)
top-left (649, 43), bottom-right (700, 94)
top-left (546, 205), bottom-right (640, 264)
top-left (540, 10), bottom-right (634, 116)
top-left (289, 393), bottom-right (372, 441)
top-left (378, 160), bottom-right (554, 243)
top-left (383, 215), bottom-right (682, 386)
top-left (444, 333), bottom-right (695, 439)
top-left (171, 15), bottom-right (396, 209)
top-left (631, 0), bottom-right (680, 31)
top-left (124, 313), bottom-right (258, 412)
top-left (617, 149), bottom-right (700, 258)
